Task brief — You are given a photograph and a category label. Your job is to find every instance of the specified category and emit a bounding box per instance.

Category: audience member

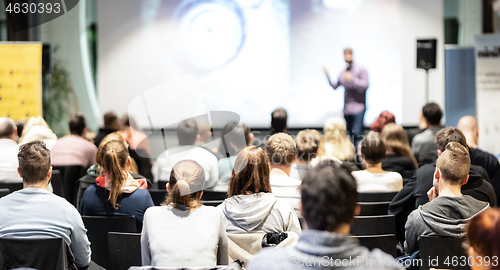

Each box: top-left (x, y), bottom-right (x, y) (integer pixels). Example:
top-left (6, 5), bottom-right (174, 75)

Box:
top-left (290, 129), bottom-right (321, 180)
top-left (370, 110), bottom-right (396, 133)
top-left (389, 127), bottom-right (496, 243)
top-left (353, 134), bottom-right (403, 192)
top-left (141, 160), bottom-right (228, 268)
top-left (93, 111), bottom-right (119, 147)
top-left (380, 123), bottom-right (418, 175)
top-left (0, 141), bottom-right (91, 268)
top-left (458, 115), bottom-right (500, 200)
top-left (217, 122), bottom-right (253, 181)
top-left (411, 102), bottom-right (443, 166)
top-left (404, 142), bottom-right (490, 254)
top-left (51, 113), bottom-right (98, 168)
top-left (153, 119), bottom-right (219, 188)
top-left (18, 116), bottom-right (58, 150)
top-left (0, 117), bottom-right (22, 183)
top-left (195, 120), bottom-right (212, 147)
top-left (465, 208), bottom-right (500, 270)
top-left (271, 108), bottom-right (288, 135)
top-left (79, 140), bottom-right (153, 231)
top-left (247, 161), bottom-right (402, 270)
top-left (266, 133), bottom-right (302, 215)
top-left (313, 117), bottom-right (355, 168)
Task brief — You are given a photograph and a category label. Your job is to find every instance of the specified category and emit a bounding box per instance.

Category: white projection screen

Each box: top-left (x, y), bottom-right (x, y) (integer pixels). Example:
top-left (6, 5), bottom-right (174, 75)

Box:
top-left (98, 0), bottom-right (403, 129)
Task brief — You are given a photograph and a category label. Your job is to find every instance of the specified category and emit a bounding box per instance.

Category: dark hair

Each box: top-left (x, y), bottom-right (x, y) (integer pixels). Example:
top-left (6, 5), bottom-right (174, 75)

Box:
top-left (228, 146), bottom-right (272, 197)
top-left (165, 160), bottom-right (205, 209)
top-left (18, 140), bottom-right (51, 185)
top-left (99, 140), bottom-right (129, 209)
top-left (177, 119), bottom-right (198, 145)
top-left (266, 133), bottom-right (296, 166)
top-left (271, 108), bottom-right (287, 133)
top-left (120, 114), bottom-right (130, 127)
top-left (296, 129), bottom-right (321, 162)
top-left (435, 127), bottom-right (468, 152)
top-left (436, 142), bottom-right (470, 184)
top-left (69, 113), bottom-right (87, 136)
top-left (218, 122), bottom-right (248, 158)
top-left (422, 102), bottom-right (443, 125)
top-left (466, 208), bottom-right (500, 270)
top-left (103, 111), bottom-right (118, 130)
top-left (0, 117), bottom-right (15, 138)
top-left (360, 134), bottom-right (386, 165)
top-left (300, 161), bottom-right (357, 231)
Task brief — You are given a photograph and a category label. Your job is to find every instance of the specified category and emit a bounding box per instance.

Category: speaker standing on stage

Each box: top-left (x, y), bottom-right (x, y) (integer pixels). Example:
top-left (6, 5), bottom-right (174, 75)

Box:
top-left (324, 48), bottom-right (369, 147)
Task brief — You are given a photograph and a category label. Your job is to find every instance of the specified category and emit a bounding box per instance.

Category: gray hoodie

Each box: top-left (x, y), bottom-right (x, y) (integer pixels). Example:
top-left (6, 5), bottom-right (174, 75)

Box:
top-left (218, 192), bottom-right (301, 235)
top-left (404, 195), bottom-right (490, 254)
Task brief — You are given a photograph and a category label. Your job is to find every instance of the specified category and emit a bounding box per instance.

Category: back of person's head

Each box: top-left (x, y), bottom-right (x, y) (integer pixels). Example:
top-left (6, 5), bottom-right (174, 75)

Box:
top-left (165, 160), bottom-right (205, 209)
top-left (296, 129), bottom-right (321, 162)
top-left (219, 122), bottom-right (247, 158)
top-left (228, 146), bottom-right (272, 197)
top-left (360, 134), bottom-right (386, 165)
top-left (18, 140), bottom-right (51, 185)
top-left (381, 123), bottom-right (418, 168)
top-left (436, 142), bottom-right (470, 185)
top-left (271, 108), bottom-right (287, 133)
top-left (319, 117), bottom-right (355, 161)
top-left (300, 161), bottom-right (357, 231)
top-left (0, 117), bottom-right (16, 139)
top-left (422, 102), bottom-right (443, 126)
top-left (120, 114), bottom-right (131, 128)
top-left (176, 119), bottom-right (198, 146)
top-left (103, 111), bottom-right (119, 130)
top-left (96, 133), bottom-right (128, 165)
top-left (69, 113), bottom-right (87, 136)
top-left (99, 140), bottom-right (130, 209)
top-left (466, 208), bottom-right (500, 269)
top-left (370, 111), bottom-right (396, 133)
top-left (435, 127), bottom-right (468, 152)
top-left (323, 117), bottom-right (347, 139)
top-left (197, 121), bottom-right (212, 142)
top-left (265, 133), bottom-right (296, 166)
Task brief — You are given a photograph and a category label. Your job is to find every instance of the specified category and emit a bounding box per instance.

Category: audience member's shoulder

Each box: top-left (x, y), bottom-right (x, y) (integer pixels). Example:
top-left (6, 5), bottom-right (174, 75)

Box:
top-left (247, 246), bottom-right (290, 270)
top-left (364, 248), bottom-right (404, 269)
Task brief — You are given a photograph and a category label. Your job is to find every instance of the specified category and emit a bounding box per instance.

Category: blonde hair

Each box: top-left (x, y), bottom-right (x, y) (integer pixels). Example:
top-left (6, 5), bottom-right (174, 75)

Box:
top-left (317, 117), bottom-right (355, 161)
top-left (99, 140), bottom-right (129, 209)
top-left (265, 133), bottom-right (296, 165)
top-left (164, 160), bottom-right (205, 209)
top-left (380, 123), bottom-right (418, 169)
top-left (19, 116), bottom-right (57, 143)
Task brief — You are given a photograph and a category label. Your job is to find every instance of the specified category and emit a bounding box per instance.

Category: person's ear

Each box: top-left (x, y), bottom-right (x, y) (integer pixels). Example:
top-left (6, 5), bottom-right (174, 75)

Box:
top-left (354, 204), bottom-right (361, 216)
top-left (47, 166), bottom-right (52, 179)
top-left (126, 156), bottom-right (132, 167)
top-left (434, 167), bottom-right (441, 183)
top-left (196, 134), bottom-right (200, 142)
top-left (17, 167), bottom-right (22, 178)
top-left (249, 133), bottom-right (254, 144)
top-left (437, 149), bottom-right (442, 156)
top-left (197, 191), bottom-right (203, 200)
top-left (166, 183), bottom-right (171, 192)
top-left (82, 127), bottom-right (87, 137)
top-left (461, 175), bottom-right (469, 186)
top-left (293, 154), bottom-right (297, 164)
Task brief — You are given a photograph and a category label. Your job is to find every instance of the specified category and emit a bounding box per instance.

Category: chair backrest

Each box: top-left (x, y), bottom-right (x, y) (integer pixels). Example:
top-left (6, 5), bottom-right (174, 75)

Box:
top-left (53, 165), bottom-right (87, 206)
top-left (200, 200), bottom-right (224, 207)
top-left (108, 232), bottom-right (141, 270)
top-left (352, 234), bottom-right (397, 257)
top-left (201, 190), bottom-right (227, 201)
top-left (350, 215), bottom-right (396, 236)
top-left (51, 170), bottom-right (64, 197)
top-left (157, 180), bottom-right (168, 190)
top-left (82, 215), bottom-right (137, 269)
top-left (358, 201), bottom-right (390, 216)
top-left (419, 235), bottom-right (470, 270)
top-left (358, 192), bottom-right (398, 202)
top-left (0, 237), bottom-right (77, 270)
top-left (0, 188), bottom-right (10, 198)
top-left (0, 183), bottom-right (23, 193)
top-left (149, 189), bottom-right (169, 206)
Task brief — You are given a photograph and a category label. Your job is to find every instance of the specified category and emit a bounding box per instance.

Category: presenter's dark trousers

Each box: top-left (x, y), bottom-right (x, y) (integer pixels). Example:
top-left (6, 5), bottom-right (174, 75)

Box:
top-left (344, 110), bottom-right (365, 148)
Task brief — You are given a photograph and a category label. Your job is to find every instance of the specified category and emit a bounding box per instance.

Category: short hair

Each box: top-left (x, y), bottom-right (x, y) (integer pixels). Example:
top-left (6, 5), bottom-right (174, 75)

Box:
top-left (177, 119), bottom-right (198, 145)
top-left (0, 117), bottom-right (15, 138)
top-left (103, 111), bottom-right (118, 129)
top-left (360, 134), bottom-right (386, 165)
top-left (266, 133), bottom-right (296, 166)
top-left (271, 108), bottom-right (287, 133)
top-left (422, 102), bottom-right (443, 125)
top-left (120, 114), bottom-right (130, 127)
top-left (69, 113), bottom-right (87, 136)
top-left (218, 122), bottom-right (247, 158)
top-left (296, 129), bottom-right (321, 162)
top-left (466, 208), bottom-right (500, 261)
top-left (165, 160), bottom-right (205, 209)
top-left (435, 127), bottom-right (468, 152)
top-left (18, 140), bottom-right (51, 185)
top-left (228, 146), bottom-right (272, 197)
top-left (300, 161), bottom-right (357, 231)
top-left (344, 48), bottom-right (353, 55)
top-left (436, 142), bottom-right (470, 184)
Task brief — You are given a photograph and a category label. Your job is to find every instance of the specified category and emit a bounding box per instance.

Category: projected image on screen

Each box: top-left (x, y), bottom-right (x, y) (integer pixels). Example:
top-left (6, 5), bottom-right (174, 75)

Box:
top-left (98, 0), bottom-right (402, 128)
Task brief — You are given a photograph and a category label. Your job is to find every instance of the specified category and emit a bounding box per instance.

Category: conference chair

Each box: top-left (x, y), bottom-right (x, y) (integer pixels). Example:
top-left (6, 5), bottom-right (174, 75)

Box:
top-left (358, 201), bottom-right (391, 216)
top-left (201, 190), bottom-right (227, 201)
top-left (350, 215), bottom-right (396, 236)
top-left (353, 234), bottom-right (398, 257)
top-left (0, 183), bottom-right (22, 193)
top-left (358, 192), bottom-right (398, 202)
top-left (419, 235), bottom-right (470, 270)
top-left (149, 189), bottom-right (169, 206)
top-left (108, 232), bottom-right (141, 270)
top-left (82, 215), bottom-right (137, 270)
top-left (50, 170), bottom-right (64, 198)
top-left (53, 165), bottom-right (87, 206)
top-left (0, 189), bottom-right (9, 198)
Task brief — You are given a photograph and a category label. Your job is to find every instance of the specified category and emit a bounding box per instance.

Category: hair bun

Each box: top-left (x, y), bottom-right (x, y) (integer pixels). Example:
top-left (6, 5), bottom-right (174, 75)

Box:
top-left (177, 179), bottom-right (191, 196)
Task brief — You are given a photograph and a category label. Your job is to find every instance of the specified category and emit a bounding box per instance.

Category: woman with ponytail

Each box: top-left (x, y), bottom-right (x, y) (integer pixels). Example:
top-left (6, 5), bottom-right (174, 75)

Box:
top-left (79, 140), bottom-right (153, 231)
top-left (141, 160), bottom-right (228, 268)
top-left (312, 117), bottom-right (356, 167)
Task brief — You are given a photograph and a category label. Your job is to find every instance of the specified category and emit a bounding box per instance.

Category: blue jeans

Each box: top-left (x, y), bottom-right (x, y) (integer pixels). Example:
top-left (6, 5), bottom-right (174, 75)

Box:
top-left (344, 110), bottom-right (365, 147)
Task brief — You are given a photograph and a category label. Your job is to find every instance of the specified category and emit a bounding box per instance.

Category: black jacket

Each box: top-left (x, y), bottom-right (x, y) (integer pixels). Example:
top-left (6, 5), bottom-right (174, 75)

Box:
top-left (470, 147), bottom-right (500, 200)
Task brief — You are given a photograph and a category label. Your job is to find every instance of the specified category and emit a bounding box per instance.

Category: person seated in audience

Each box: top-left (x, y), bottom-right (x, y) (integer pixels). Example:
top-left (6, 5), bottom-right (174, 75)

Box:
top-left (389, 127), bottom-right (496, 244)
top-left (219, 146), bottom-right (301, 235)
top-left (370, 110), bottom-right (395, 133)
top-left (465, 208), bottom-right (500, 270)
top-left (290, 129), bottom-right (321, 180)
top-left (217, 122), bottom-right (253, 181)
top-left (256, 108), bottom-right (288, 149)
top-left (247, 161), bottom-right (402, 270)
top-left (411, 102), bottom-right (443, 166)
top-left (79, 139), bottom-right (153, 231)
top-left (141, 160), bottom-right (228, 268)
top-left (195, 120), bottom-right (212, 147)
top-left (312, 117), bottom-right (355, 169)
top-left (457, 115), bottom-right (500, 200)
top-left (0, 117), bottom-right (22, 183)
top-left (380, 123), bottom-right (418, 175)
top-left (93, 111), bottom-right (119, 148)
top-left (352, 134), bottom-right (403, 192)
top-left (153, 119), bottom-right (219, 188)
top-left (51, 113), bottom-right (98, 169)
top-left (0, 141), bottom-right (91, 268)
top-left (266, 133), bottom-right (302, 215)
top-left (18, 116), bottom-right (58, 150)
top-left (404, 142), bottom-right (490, 255)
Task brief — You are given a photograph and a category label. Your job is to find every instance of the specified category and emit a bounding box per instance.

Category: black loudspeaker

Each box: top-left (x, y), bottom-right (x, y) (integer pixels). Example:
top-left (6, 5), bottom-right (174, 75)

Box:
top-left (416, 39), bottom-right (437, 70)
top-left (42, 43), bottom-right (52, 75)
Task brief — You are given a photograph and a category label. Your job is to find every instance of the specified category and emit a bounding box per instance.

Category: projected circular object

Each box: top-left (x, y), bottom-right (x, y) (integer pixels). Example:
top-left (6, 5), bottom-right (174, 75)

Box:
top-left (173, 0), bottom-right (246, 70)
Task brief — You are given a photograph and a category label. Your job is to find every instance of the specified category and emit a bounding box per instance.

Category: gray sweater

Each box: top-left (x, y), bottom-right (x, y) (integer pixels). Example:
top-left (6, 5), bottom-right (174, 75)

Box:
top-left (404, 195), bottom-right (490, 254)
top-left (141, 205), bottom-right (229, 268)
